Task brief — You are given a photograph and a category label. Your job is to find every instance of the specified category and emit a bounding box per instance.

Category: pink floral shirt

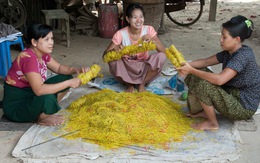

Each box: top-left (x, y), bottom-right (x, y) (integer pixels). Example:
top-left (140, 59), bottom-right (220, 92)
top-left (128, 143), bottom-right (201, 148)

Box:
top-left (112, 25), bottom-right (157, 60)
top-left (5, 48), bottom-right (51, 88)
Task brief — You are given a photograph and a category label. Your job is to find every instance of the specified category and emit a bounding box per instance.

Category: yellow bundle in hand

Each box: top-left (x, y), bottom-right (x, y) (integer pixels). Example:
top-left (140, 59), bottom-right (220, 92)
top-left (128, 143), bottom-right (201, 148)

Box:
top-left (165, 45), bottom-right (186, 67)
top-left (77, 64), bottom-right (101, 85)
top-left (103, 41), bottom-right (156, 62)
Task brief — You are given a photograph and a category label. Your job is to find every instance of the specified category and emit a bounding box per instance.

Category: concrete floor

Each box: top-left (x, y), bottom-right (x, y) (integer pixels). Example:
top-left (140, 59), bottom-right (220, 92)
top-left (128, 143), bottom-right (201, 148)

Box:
top-left (1, 0), bottom-right (260, 162)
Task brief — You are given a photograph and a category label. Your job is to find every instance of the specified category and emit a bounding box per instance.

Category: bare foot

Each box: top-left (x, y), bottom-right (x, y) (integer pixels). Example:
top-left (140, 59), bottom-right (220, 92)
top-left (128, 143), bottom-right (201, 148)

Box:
top-left (37, 113), bottom-right (65, 126)
top-left (138, 84), bottom-right (146, 92)
top-left (186, 110), bottom-right (207, 119)
top-left (125, 85), bottom-right (135, 92)
top-left (191, 120), bottom-right (219, 131)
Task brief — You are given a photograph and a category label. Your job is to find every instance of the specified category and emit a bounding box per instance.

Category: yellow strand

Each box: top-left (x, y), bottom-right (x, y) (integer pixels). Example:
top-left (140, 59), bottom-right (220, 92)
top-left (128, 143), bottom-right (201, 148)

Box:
top-left (165, 45), bottom-right (186, 67)
top-left (77, 64), bottom-right (101, 85)
top-left (103, 41), bottom-right (156, 62)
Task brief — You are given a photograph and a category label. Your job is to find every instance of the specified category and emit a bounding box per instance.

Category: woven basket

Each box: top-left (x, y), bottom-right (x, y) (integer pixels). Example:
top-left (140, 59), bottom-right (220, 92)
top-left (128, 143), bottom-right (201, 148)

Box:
top-left (123, 0), bottom-right (165, 31)
top-left (124, 0), bottom-right (164, 4)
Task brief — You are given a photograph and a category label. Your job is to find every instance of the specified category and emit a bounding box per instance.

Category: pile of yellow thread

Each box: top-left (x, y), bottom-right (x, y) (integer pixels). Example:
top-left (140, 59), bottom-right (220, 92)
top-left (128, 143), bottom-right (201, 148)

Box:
top-left (77, 64), bottom-right (101, 85)
top-left (60, 89), bottom-right (195, 150)
top-left (103, 41), bottom-right (156, 62)
top-left (165, 45), bottom-right (186, 67)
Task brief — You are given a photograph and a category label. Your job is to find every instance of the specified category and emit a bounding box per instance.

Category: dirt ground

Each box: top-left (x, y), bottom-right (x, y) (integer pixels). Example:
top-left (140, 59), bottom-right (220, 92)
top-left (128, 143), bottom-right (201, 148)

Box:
top-left (0, 0), bottom-right (260, 162)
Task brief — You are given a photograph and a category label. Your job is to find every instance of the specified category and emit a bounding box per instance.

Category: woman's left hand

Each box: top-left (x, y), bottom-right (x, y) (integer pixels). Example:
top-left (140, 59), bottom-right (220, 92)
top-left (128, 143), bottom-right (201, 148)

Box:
top-left (141, 34), bottom-right (152, 42)
top-left (76, 67), bottom-right (90, 74)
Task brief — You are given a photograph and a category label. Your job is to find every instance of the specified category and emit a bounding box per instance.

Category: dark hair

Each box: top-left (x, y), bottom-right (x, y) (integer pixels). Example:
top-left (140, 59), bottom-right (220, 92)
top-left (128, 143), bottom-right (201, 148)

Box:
top-left (222, 15), bottom-right (253, 42)
top-left (125, 3), bottom-right (144, 18)
top-left (25, 24), bottom-right (53, 46)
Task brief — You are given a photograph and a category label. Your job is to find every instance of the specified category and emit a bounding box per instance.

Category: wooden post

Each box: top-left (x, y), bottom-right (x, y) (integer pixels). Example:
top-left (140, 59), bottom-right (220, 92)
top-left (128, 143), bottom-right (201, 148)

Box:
top-left (158, 14), bottom-right (166, 35)
top-left (209, 0), bottom-right (218, 21)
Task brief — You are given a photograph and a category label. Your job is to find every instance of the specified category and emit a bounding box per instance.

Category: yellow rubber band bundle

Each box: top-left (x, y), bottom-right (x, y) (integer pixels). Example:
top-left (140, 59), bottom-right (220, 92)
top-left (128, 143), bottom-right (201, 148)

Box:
top-left (165, 45), bottom-right (186, 67)
top-left (77, 64), bottom-right (101, 85)
top-left (103, 41), bottom-right (156, 62)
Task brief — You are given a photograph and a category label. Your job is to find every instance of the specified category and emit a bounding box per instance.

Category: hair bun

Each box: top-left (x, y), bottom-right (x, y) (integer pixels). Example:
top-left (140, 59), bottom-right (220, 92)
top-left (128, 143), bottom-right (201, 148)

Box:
top-left (223, 15), bottom-right (254, 42)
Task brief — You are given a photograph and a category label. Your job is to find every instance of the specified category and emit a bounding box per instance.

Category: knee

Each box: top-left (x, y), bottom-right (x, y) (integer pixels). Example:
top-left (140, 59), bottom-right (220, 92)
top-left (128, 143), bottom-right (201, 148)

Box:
top-left (63, 75), bottom-right (73, 80)
top-left (108, 60), bottom-right (117, 67)
top-left (38, 94), bottom-right (60, 114)
top-left (186, 75), bottom-right (214, 94)
top-left (38, 94), bottom-right (57, 101)
top-left (52, 74), bottom-right (73, 82)
top-left (193, 80), bottom-right (213, 94)
top-left (185, 74), bottom-right (199, 88)
top-left (158, 52), bottom-right (167, 63)
top-left (108, 61), bottom-right (118, 75)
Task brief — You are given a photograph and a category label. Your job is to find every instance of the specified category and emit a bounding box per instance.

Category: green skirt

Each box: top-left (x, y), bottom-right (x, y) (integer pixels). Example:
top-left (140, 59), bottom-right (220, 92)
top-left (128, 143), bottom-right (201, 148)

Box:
top-left (2, 74), bottom-right (73, 122)
top-left (185, 71), bottom-right (255, 120)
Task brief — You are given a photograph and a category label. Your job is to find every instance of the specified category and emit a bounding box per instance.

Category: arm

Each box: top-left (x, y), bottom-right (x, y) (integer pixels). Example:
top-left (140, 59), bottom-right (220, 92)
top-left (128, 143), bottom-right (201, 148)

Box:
top-left (103, 30), bottom-right (123, 58)
top-left (177, 55), bottom-right (237, 85)
top-left (102, 41), bottom-right (123, 58)
top-left (188, 66), bottom-right (237, 85)
top-left (25, 72), bottom-right (81, 96)
top-left (142, 26), bottom-right (165, 52)
top-left (103, 41), bottom-right (116, 57)
top-left (152, 35), bottom-right (166, 53)
top-left (47, 58), bottom-right (88, 75)
top-left (141, 34), bottom-right (166, 53)
top-left (188, 54), bottom-right (220, 68)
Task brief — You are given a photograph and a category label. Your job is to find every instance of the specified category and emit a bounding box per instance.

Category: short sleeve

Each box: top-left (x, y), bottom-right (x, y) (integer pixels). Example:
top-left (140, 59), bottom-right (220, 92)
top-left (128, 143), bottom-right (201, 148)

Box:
top-left (216, 51), bottom-right (225, 63)
top-left (227, 51), bottom-right (249, 73)
top-left (112, 31), bottom-right (123, 45)
top-left (19, 52), bottom-right (39, 74)
top-left (147, 26), bottom-right (157, 38)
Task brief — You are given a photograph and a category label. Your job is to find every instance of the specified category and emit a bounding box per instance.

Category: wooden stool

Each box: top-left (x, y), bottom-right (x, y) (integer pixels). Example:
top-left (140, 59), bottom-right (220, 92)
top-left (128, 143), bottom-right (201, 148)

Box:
top-left (42, 9), bottom-right (70, 47)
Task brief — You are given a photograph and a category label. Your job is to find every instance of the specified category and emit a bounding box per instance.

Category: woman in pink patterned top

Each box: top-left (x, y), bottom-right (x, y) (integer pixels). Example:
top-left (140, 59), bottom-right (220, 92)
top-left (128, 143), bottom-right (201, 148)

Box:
top-left (103, 3), bottom-right (166, 92)
top-left (2, 24), bottom-right (89, 126)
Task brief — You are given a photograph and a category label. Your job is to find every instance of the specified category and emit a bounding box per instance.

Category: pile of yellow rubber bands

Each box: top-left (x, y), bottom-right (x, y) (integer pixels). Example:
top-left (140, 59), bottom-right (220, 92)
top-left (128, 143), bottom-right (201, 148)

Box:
top-left (60, 89), bottom-right (195, 150)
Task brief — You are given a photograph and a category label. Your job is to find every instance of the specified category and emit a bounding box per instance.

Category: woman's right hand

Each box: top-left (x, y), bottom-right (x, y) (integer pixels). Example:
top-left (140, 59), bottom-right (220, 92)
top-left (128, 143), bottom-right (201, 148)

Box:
top-left (69, 78), bottom-right (81, 88)
top-left (113, 44), bottom-right (123, 52)
top-left (176, 62), bottom-right (194, 75)
top-left (141, 34), bottom-right (152, 42)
